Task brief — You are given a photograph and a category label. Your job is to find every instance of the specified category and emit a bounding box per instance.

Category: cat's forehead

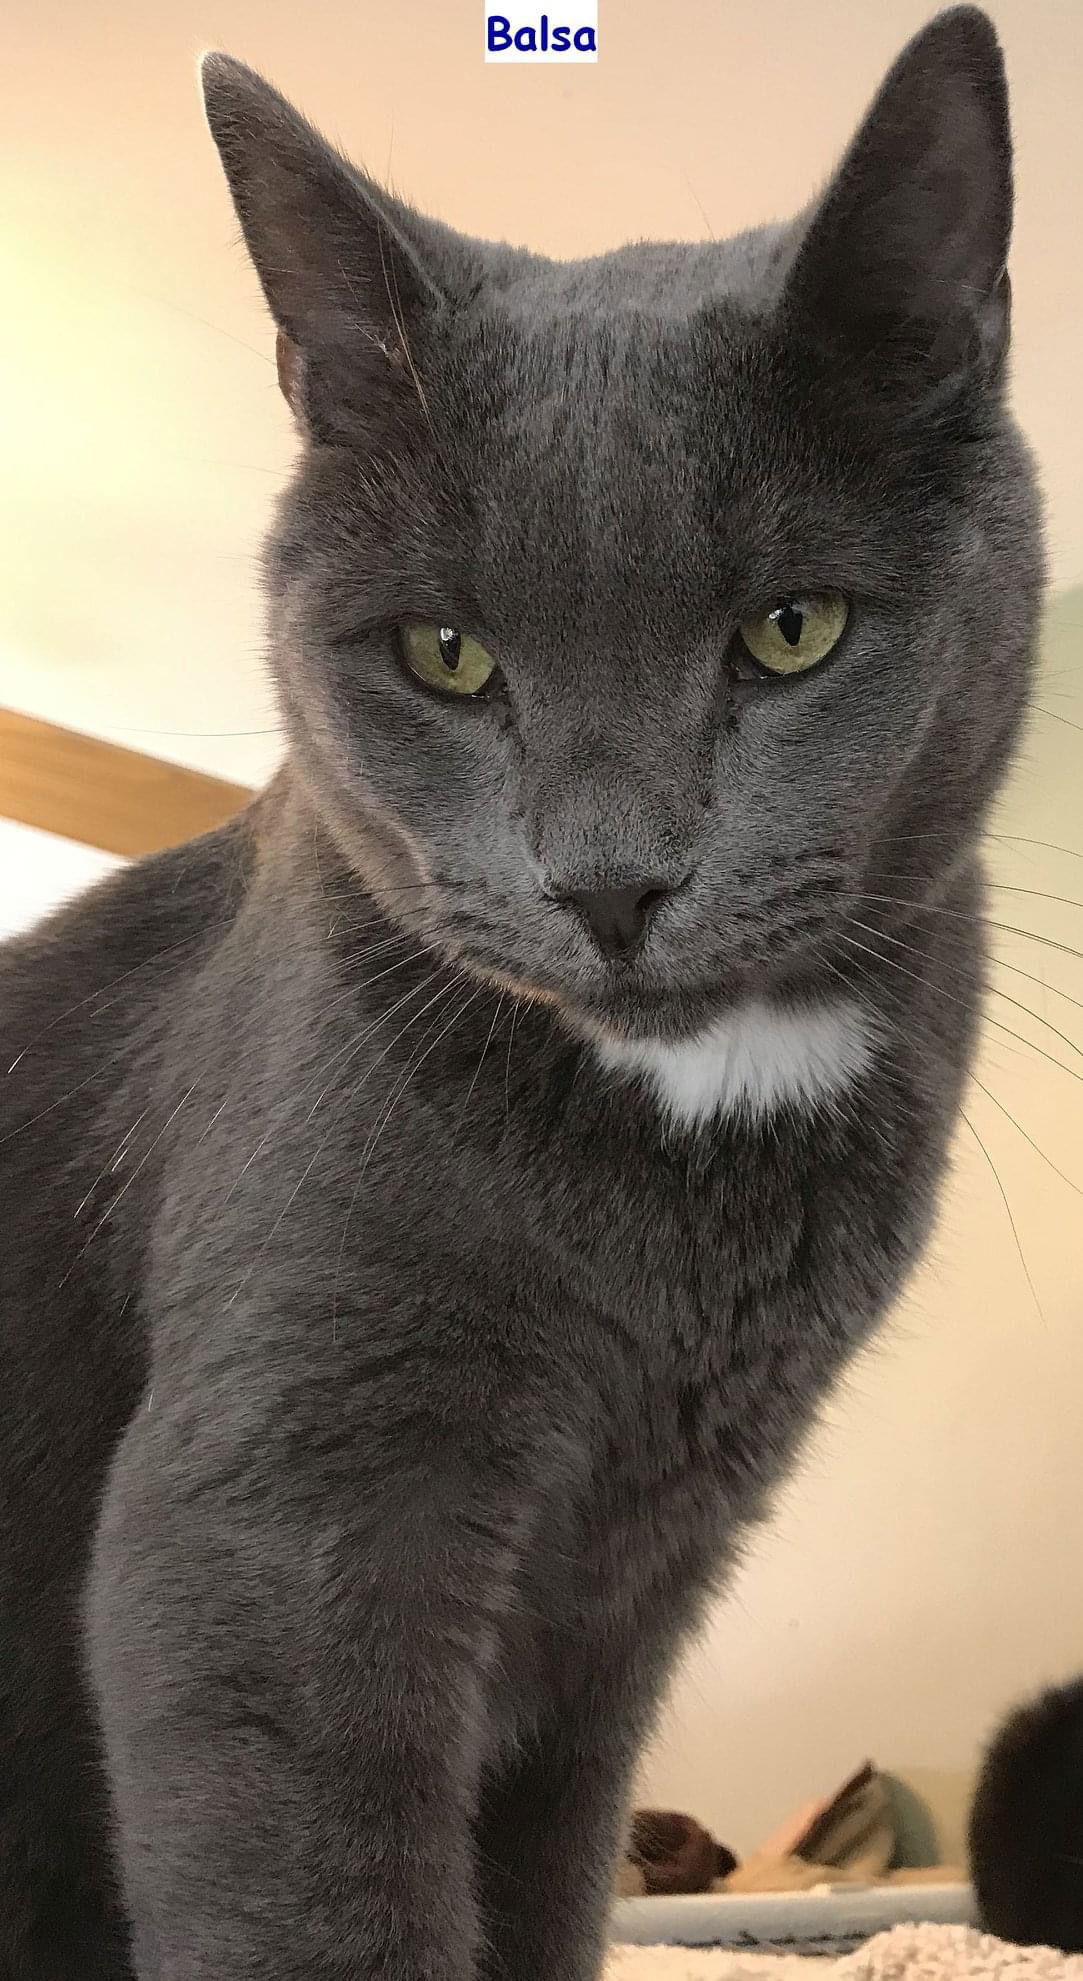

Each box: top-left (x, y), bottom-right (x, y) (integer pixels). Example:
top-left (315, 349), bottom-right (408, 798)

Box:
top-left (439, 273), bottom-right (890, 629)
top-left (443, 310), bottom-right (718, 629)
top-left (478, 223), bottom-right (790, 317)
top-left (440, 222), bottom-right (793, 440)
top-left (447, 274), bottom-right (761, 486)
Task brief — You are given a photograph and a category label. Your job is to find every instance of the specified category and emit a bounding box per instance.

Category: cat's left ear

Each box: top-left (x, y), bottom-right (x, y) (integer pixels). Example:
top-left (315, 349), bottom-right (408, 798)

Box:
top-left (200, 54), bottom-right (451, 439)
top-left (783, 6), bottom-right (1012, 399)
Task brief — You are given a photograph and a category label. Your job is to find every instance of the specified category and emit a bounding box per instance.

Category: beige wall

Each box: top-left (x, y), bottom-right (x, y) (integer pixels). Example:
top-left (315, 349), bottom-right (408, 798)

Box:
top-left (4, 0), bottom-right (1083, 1864)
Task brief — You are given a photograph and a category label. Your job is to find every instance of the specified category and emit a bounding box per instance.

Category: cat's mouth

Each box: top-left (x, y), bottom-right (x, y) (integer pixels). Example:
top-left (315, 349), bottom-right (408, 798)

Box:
top-left (574, 978), bottom-right (752, 1047)
top-left (448, 928), bottom-right (787, 1043)
top-left (447, 919), bottom-right (835, 1047)
top-left (452, 946), bottom-right (732, 1044)
top-left (556, 947), bottom-right (839, 1049)
top-left (568, 968), bottom-right (777, 1047)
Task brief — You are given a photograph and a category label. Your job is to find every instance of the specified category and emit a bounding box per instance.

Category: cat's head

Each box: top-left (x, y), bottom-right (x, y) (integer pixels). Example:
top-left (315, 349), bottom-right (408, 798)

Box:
top-left (203, 7), bottom-right (1042, 1046)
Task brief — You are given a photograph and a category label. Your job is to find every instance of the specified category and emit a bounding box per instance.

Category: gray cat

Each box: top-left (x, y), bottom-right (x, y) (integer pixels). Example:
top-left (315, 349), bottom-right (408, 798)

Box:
top-left (0, 8), bottom-right (1042, 1977)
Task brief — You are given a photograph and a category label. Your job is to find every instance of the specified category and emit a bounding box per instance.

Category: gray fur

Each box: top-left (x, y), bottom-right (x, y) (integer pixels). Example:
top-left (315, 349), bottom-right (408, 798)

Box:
top-left (0, 10), bottom-right (1042, 1977)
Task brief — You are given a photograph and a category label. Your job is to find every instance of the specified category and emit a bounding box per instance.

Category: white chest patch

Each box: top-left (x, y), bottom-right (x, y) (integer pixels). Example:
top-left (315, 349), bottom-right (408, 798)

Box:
top-left (594, 997), bottom-right (877, 1129)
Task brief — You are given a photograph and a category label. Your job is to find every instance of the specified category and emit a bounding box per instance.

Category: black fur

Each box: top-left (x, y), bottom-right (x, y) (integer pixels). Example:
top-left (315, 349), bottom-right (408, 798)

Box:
top-left (970, 1680), bottom-right (1083, 1952)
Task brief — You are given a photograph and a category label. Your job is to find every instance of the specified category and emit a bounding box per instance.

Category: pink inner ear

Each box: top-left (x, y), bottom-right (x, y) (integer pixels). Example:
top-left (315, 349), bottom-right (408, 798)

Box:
top-left (276, 329), bottom-right (301, 409)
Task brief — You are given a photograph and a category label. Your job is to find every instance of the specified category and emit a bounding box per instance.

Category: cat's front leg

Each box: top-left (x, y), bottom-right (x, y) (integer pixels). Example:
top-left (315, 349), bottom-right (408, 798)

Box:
top-left (86, 1395), bottom-right (525, 1981)
top-left (476, 1641), bottom-right (670, 1981)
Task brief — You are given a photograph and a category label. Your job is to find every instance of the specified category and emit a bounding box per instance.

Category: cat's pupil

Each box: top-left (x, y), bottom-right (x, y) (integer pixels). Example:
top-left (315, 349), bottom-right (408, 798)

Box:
top-left (776, 603), bottom-right (804, 648)
top-left (438, 627), bottom-right (462, 672)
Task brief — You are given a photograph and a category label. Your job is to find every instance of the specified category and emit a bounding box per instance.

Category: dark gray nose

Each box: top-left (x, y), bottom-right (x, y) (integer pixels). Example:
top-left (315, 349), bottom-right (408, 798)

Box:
top-left (557, 881), bottom-right (672, 960)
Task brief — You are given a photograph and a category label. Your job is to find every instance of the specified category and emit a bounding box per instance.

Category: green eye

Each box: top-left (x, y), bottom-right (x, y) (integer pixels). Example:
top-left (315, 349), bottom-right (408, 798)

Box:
top-left (737, 593), bottom-right (850, 676)
top-left (398, 622), bottom-right (497, 698)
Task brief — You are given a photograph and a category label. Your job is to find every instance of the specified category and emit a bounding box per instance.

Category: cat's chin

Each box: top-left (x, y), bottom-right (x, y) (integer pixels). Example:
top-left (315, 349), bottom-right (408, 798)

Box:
top-left (452, 947), bottom-right (830, 1048)
top-left (448, 955), bottom-right (733, 1038)
top-left (564, 976), bottom-right (752, 1049)
top-left (564, 951), bottom-right (842, 1048)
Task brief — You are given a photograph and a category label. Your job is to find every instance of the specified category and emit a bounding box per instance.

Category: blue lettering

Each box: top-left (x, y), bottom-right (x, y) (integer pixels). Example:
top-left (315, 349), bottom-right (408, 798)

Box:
top-left (488, 12), bottom-right (597, 58)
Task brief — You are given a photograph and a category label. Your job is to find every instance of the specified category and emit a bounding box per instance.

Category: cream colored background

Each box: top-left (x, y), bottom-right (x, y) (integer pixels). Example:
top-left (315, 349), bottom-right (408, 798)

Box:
top-left (3, 0), bottom-right (1082, 1863)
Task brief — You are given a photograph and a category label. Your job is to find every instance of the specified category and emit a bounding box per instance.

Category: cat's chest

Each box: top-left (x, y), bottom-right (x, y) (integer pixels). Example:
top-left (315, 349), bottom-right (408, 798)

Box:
top-left (491, 1313), bottom-right (846, 1739)
top-left (505, 1022), bottom-right (940, 1609)
top-left (524, 1060), bottom-right (905, 1396)
top-left (507, 990), bottom-right (897, 1359)
top-left (494, 1187), bottom-right (894, 1733)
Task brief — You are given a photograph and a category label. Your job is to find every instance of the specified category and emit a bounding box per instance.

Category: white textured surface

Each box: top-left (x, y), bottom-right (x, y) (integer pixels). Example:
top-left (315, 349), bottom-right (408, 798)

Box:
top-left (595, 998), bottom-right (876, 1126)
top-left (605, 1925), bottom-right (1083, 1980)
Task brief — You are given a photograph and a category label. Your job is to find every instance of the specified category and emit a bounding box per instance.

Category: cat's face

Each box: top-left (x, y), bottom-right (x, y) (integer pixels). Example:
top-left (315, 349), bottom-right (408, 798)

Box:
top-left (204, 8), bottom-right (1042, 1046)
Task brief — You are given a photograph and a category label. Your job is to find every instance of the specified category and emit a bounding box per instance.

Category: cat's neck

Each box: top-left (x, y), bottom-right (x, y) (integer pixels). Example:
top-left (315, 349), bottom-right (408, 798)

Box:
top-left (592, 996), bottom-right (877, 1130)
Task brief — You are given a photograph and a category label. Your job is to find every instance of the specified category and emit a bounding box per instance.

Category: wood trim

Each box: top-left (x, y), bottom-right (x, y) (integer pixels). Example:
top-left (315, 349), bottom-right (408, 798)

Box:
top-left (0, 707), bottom-right (252, 858)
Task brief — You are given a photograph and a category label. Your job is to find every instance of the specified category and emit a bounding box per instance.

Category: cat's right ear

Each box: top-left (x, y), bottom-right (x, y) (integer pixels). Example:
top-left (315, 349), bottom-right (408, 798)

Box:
top-left (200, 54), bottom-right (445, 440)
top-left (782, 7), bottom-right (1012, 404)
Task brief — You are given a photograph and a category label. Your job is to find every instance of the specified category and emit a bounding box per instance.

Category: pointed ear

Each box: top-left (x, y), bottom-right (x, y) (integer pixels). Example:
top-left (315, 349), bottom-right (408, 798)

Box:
top-left (200, 54), bottom-right (445, 438)
top-left (783, 7), bottom-right (1012, 400)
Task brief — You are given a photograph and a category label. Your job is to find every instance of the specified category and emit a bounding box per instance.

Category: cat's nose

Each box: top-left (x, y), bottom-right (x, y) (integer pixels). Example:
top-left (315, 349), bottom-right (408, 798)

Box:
top-left (555, 881), bottom-right (673, 960)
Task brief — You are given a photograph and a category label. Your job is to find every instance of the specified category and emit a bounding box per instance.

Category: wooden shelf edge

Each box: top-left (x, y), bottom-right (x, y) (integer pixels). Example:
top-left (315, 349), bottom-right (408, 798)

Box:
top-left (0, 707), bottom-right (253, 859)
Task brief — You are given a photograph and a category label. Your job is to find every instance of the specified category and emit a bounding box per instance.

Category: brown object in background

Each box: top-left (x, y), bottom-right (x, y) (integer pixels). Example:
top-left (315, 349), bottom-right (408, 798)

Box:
top-left (744, 1761), bottom-right (894, 1879)
top-left (717, 1762), bottom-right (909, 1895)
top-left (628, 1810), bottom-right (738, 1894)
top-left (0, 707), bottom-right (252, 858)
top-left (792, 1761), bottom-right (893, 1874)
